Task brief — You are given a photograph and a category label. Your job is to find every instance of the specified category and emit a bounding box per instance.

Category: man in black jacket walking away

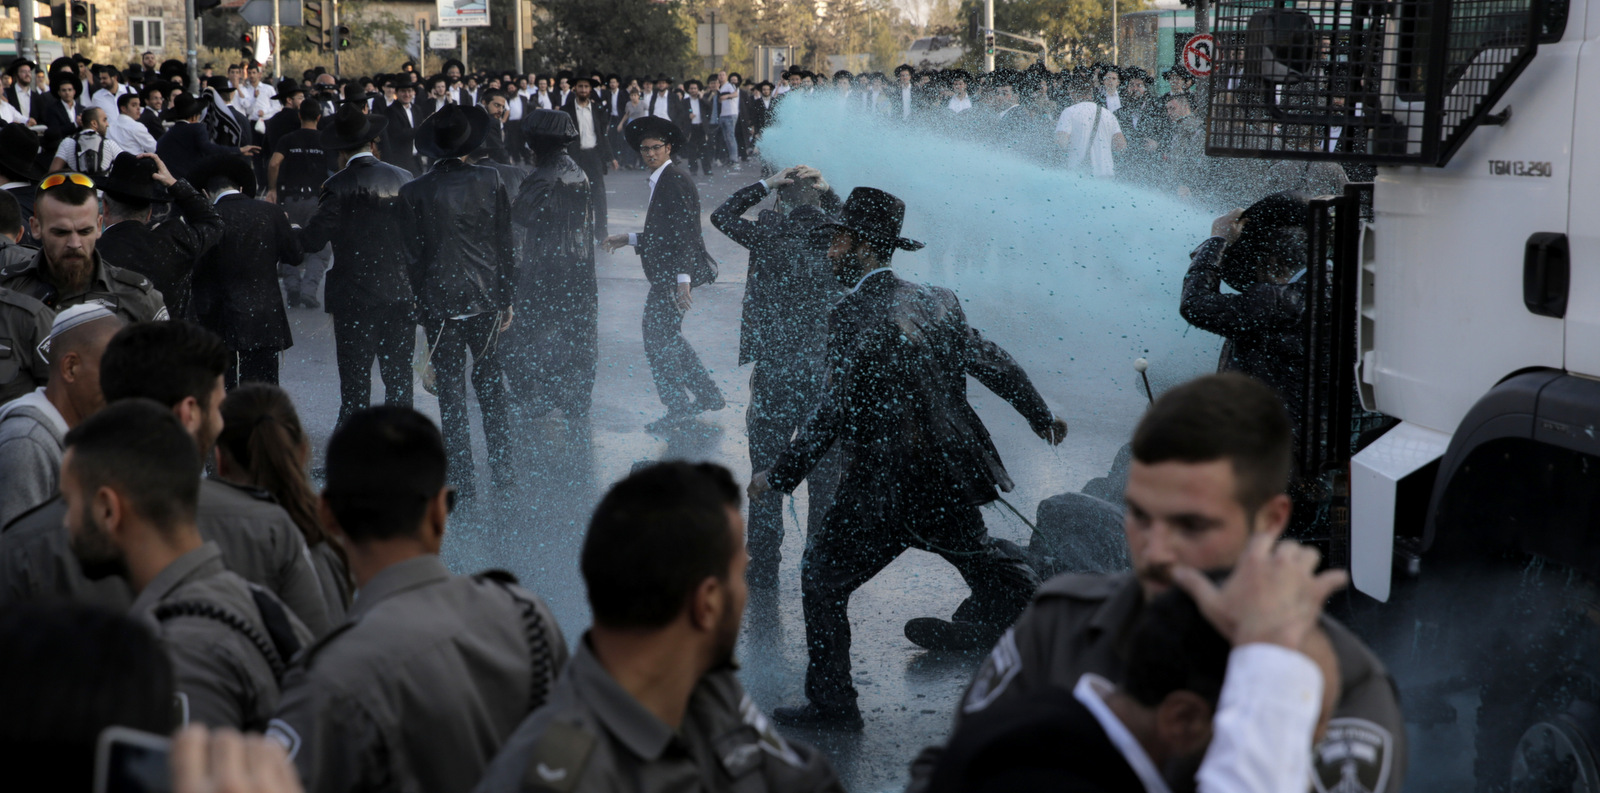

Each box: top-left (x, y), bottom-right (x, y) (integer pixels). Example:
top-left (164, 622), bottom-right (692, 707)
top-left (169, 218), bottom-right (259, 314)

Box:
top-left (603, 116), bottom-right (724, 432)
top-left (190, 154), bottom-right (303, 387)
top-left (504, 110), bottom-right (597, 424)
top-left (403, 104), bottom-right (515, 499)
top-left (710, 164), bottom-right (840, 588)
top-left (748, 188), bottom-right (1069, 730)
top-left (95, 152), bottom-right (225, 320)
top-left (298, 104), bottom-right (416, 428)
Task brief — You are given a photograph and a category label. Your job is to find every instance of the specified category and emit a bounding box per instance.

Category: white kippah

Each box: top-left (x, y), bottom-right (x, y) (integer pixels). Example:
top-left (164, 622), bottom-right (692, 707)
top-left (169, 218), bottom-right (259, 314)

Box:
top-left (49, 302), bottom-right (117, 342)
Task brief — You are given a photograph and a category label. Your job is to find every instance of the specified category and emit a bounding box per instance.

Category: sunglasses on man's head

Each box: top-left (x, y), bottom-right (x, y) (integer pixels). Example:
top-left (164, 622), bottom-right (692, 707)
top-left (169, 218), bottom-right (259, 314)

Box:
top-left (39, 172), bottom-right (95, 192)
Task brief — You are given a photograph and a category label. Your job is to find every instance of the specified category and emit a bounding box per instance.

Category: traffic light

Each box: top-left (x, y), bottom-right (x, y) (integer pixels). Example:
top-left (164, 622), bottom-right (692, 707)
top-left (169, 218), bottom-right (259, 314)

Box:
top-left (240, 31), bottom-right (255, 62)
top-left (968, 10), bottom-right (980, 43)
top-left (303, 0), bottom-right (328, 51)
top-left (986, 32), bottom-right (996, 56)
top-left (68, 1), bottom-right (90, 38)
top-left (47, 3), bottom-right (66, 36)
top-left (336, 25), bottom-right (350, 49)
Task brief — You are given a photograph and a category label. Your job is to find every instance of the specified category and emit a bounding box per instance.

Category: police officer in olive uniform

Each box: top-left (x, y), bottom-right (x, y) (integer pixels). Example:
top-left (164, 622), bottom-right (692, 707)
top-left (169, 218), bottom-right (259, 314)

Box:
top-left (0, 174), bottom-right (167, 322)
top-left (61, 400), bottom-right (312, 730)
top-left (0, 286), bottom-right (51, 403)
top-left (0, 321), bottom-right (333, 638)
top-left (907, 374), bottom-right (1406, 793)
top-left (474, 462), bottom-right (843, 793)
top-left (267, 407), bottom-right (567, 793)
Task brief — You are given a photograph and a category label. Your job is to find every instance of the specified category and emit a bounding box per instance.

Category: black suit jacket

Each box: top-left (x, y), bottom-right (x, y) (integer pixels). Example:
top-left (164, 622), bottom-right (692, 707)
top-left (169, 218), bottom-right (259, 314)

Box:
top-left (561, 98), bottom-right (609, 162)
top-left (299, 155), bottom-right (417, 315)
top-left (95, 178), bottom-right (226, 320)
top-left (381, 101), bottom-right (423, 174)
top-left (192, 193), bottom-right (304, 351)
top-left (636, 163), bottom-right (702, 289)
top-left (138, 107), bottom-right (166, 142)
top-left (3, 85), bottom-right (41, 118)
top-left (767, 271), bottom-right (1055, 508)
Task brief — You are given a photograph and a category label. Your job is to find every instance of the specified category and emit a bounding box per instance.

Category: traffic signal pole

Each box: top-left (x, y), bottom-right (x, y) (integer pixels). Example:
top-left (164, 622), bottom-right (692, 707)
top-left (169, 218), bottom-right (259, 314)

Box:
top-left (331, 0), bottom-right (340, 78)
top-left (17, 0), bottom-right (35, 67)
top-left (185, 0), bottom-right (199, 91)
top-left (272, 0), bottom-right (281, 79)
top-left (983, 0), bottom-right (994, 72)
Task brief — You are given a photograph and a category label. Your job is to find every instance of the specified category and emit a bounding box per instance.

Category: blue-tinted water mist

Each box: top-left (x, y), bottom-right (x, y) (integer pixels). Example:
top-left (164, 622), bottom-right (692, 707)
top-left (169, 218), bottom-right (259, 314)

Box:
top-left (758, 94), bottom-right (1222, 415)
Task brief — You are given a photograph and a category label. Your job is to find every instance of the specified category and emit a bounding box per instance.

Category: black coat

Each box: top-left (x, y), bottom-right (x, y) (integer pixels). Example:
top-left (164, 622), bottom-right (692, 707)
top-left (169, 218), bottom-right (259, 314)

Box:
top-left (767, 271), bottom-right (1055, 512)
top-left (4, 185), bottom-right (35, 246)
top-left (400, 158), bottom-right (513, 319)
top-left (504, 150), bottom-right (597, 414)
top-left (192, 193), bottom-right (304, 351)
top-left (710, 181), bottom-right (840, 366)
top-left (96, 178), bottom-right (225, 320)
top-left (636, 163), bottom-right (703, 288)
top-left (39, 95), bottom-right (76, 142)
top-left (1180, 236), bottom-right (1310, 433)
top-left (264, 107), bottom-right (299, 156)
top-left (138, 107), bottom-right (166, 142)
top-left (299, 154), bottom-right (417, 316)
top-left (561, 98), bottom-right (609, 165)
top-left (381, 101), bottom-right (423, 174)
top-left (156, 122), bottom-right (244, 183)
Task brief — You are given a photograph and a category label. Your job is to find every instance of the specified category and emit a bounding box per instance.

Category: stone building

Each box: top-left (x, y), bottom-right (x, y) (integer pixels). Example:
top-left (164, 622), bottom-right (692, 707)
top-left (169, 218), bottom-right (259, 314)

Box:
top-left (3, 0), bottom-right (188, 67)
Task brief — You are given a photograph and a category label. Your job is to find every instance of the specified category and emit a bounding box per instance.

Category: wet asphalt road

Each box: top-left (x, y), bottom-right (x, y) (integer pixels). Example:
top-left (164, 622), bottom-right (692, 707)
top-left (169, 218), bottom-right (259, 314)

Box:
top-left (278, 162), bottom-right (1148, 792)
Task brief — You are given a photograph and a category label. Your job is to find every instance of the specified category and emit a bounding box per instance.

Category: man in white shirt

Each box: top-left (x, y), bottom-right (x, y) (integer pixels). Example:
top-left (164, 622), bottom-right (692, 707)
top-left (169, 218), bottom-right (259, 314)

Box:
top-left (1055, 74), bottom-right (1126, 178)
top-left (236, 63), bottom-right (277, 128)
top-left (716, 81), bottom-right (741, 165)
top-left (89, 66), bottom-right (133, 120)
top-left (108, 94), bottom-right (159, 156)
top-left (946, 70), bottom-right (973, 114)
top-left (680, 79), bottom-right (713, 176)
top-left (50, 107), bottom-right (125, 175)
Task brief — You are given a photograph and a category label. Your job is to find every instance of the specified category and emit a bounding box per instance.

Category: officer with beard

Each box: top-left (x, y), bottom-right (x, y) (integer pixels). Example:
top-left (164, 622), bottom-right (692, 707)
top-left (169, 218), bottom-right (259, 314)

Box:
top-left (473, 462), bottom-right (845, 793)
top-left (61, 399), bottom-right (312, 730)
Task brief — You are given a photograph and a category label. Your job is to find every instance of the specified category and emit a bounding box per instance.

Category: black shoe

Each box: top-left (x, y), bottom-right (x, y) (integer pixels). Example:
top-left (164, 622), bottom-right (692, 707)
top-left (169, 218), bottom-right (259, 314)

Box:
top-left (904, 617), bottom-right (1005, 653)
top-left (646, 409), bottom-right (694, 433)
top-left (285, 291), bottom-right (301, 308)
top-left (746, 560), bottom-right (779, 589)
top-left (300, 294), bottom-right (320, 309)
top-left (772, 702), bottom-right (863, 731)
top-left (691, 393), bottom-right (726, 414)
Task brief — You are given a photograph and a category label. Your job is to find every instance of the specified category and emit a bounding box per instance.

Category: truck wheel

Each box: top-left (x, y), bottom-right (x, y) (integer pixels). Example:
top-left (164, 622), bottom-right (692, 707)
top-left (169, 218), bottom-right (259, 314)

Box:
top-left (1472, 566), bottom-right (1600, 793)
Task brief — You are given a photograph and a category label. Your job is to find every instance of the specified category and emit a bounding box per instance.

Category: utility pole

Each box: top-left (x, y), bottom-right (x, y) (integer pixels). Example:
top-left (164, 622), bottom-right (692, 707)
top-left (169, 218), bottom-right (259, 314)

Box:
top-left (461, 27), bottom-right (468, 71)
top-left (17, 0), bottom-right (34, 66)
top-left (1194, 0), bottom-right (1210, 34)
top-left (513, 0), bottom-right (524, 74)
top-left (983, 0), bottom-right (994, 72)
top-left (272, 0), bottom-right (281, 79)
top-left (185, 0), bottom-right (199, 90)
top-left (1112, 0), bottom-right (1119, 63)
top-left (331, 0), bottom-right (340, 78)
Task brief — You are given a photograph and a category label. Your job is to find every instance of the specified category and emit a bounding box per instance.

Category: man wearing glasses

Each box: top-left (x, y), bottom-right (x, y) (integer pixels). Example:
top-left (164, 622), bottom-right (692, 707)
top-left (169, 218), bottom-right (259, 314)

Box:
top-left (604, 116), bottom-right (725, 432)
top-left (0, 172), bottom-right (167, 322)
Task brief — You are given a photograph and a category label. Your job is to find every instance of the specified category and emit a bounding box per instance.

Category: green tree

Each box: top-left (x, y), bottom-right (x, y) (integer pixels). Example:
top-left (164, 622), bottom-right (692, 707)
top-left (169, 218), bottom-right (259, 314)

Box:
top-left (532, 0), bottom-right (695, 77)
top-left (957, 0), bottom-right (1147, 69)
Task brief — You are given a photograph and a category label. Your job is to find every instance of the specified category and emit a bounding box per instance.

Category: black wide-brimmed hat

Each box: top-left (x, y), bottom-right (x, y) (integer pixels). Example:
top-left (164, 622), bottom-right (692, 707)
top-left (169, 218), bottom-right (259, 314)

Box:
top-left (321, 103), bottom-right (389, 151)
top-left (522, 109), bottom-right (578, 148)
top-left (190, 153), bottom-right (258, 198)
top-left (98, 152), bottom-right (172, 204)
top-left (821, 187), bottom-right (924, 251)
top-left (0, 124), bottom-right (42, 182)
top-left (275, 78), bottom-right (303, 98)
top-left (161, 91), bottom-right (203, 121)
top-left (623, 115), bottom-right (683, 151)
top-left (415, 103), bottom-right (488, 159)
top-left (390, 73), bottom-right (419, 90)
top-left (49, 73), bottom-right (82, 100)
top-left (4, 58), bottom-right (35, 77)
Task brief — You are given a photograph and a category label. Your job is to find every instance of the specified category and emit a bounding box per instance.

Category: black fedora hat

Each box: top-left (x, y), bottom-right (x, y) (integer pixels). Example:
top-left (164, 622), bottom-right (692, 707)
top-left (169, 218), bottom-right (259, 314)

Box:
top-left (320, 103), bottom-right (389, 151)
top-left (521, 109), bottom-right (578, 149)
top-left (4, 58), bottom-right (35, 78)
top-left (98, 153), bottom-right (172, 205)
top-left (0, 124), bottom-right (42, 182)
top-left (162, 91), bottom-right (204, 121)
top-left (190, 154), bottom-right (258, 198)
top-left (820, 187), bottom-right (924, 252)
top-left (623, 115), bottom-right (683, 152)
top-left (415, 103), bottom-right (488, 159)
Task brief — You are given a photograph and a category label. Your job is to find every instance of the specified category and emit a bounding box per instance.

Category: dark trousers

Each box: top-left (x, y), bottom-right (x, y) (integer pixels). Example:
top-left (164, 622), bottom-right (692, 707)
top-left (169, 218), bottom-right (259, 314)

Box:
top-left (571, 146), bottom-right (609, 240)
top-left (423, 311), bottom-right (512, 496)
top-left (642, 285), bottom-right (721, 413)
top-left (684, 124), bottom-right (715, 174)
top-left (332, 305), bottom-right (415, 427)
top-left (226, 349), bottom-right (279, 388)
top-left (801, 484), bottom-right (1040, 708)
top-left (747, 358), bottom-right (833, 575)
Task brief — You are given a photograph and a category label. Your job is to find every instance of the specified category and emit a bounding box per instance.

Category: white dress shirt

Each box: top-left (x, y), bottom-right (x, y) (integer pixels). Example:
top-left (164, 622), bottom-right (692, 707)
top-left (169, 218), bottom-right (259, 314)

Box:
top-left (901, 85), bottom-right (914, 118)
top-left (719, 87), bottom-right (740, 118)
top-left (108, 111), bottom-right (158, 155)
top-left (647, 91), bottom-right (673, 120)
top-left (89, 84), bottom-right (131, 119)
top-left (948, 94), bottom-right (972, 113)
top-left (574, 100), bottom-right (597, 149)
top-left (1074, 643), bottom-right (1323, 793)
top-left (13, 86), bottom-right (33, 120)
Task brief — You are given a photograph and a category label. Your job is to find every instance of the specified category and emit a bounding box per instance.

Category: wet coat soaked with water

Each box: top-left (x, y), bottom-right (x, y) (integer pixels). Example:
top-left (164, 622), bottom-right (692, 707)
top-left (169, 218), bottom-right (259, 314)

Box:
top-left (298, 154), bottom-right (417, 317)
top-left (505, 149), bottom-right (598, 416)
top-left (402, 157), bottom-right (515, 320)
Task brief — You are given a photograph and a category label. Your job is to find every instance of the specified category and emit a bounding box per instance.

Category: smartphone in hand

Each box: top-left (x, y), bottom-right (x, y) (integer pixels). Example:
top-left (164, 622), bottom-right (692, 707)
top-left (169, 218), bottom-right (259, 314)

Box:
top-left (94, 726), bottom-right (171, 793)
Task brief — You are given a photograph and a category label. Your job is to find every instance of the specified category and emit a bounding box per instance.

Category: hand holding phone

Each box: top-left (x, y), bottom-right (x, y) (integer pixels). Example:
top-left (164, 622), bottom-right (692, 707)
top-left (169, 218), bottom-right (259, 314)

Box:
top-left (95, 726), bottom-right (171, 793)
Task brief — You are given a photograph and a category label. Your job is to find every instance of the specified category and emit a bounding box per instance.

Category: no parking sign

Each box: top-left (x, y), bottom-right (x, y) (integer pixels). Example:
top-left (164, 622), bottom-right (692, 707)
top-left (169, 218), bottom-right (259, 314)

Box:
top-left (1183, 33), bottom-right (1215, 78)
